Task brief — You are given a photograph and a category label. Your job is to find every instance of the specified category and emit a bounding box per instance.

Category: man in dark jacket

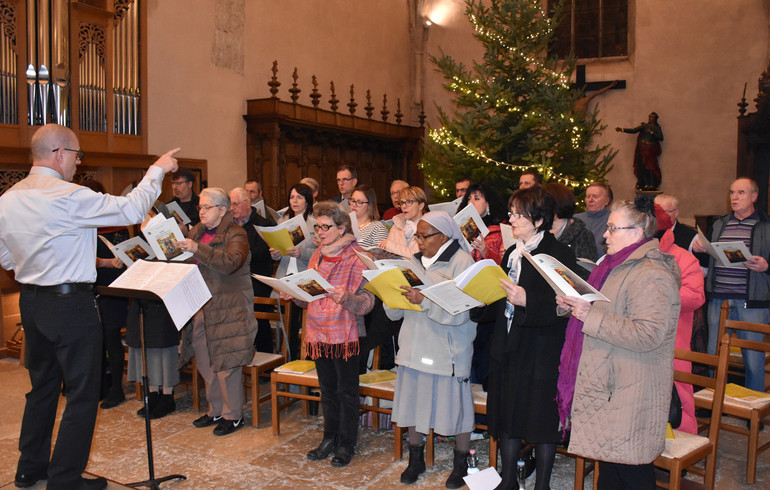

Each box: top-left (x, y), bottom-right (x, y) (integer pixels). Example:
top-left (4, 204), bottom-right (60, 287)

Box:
top-left (230, 187), bottom-right (276, 352)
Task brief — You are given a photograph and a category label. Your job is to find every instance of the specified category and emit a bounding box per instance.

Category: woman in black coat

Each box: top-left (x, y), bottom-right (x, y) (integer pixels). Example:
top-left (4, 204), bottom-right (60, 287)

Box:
top-left (479, 186), bottom-right (576, 490)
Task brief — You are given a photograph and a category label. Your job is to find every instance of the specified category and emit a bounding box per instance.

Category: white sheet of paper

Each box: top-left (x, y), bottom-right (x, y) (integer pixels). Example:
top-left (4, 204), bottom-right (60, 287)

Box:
top-left (99, 235), bottom-right (156, 266)
top-left (430, 197), bottom-right (463, 215)
top-left (464, 467), bottom-right (502, 490)
top-left (165, 201), bottom-right (191, 225)
top-left (500, 223), bottom-right (516, 250)
top-left (420, 280), bottom-right (483, 315)
top-left (141, 216), bottom-right (192, 261)
top-left (109, 260), bottom-right (211, 329)
top-left (350, 211), bottom-right (362, 241)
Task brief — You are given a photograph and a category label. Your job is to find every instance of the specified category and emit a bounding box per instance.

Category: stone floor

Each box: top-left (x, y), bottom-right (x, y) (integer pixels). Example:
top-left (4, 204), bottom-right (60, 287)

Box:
top-left (0, 357), bottom-right (767, 489)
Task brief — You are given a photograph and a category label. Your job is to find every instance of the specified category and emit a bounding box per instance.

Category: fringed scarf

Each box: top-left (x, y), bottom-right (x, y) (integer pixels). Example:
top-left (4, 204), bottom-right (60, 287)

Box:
top-left (304, 234), bottom-right (363, 360)
top-left (555, 239), bottom-right (650, 434)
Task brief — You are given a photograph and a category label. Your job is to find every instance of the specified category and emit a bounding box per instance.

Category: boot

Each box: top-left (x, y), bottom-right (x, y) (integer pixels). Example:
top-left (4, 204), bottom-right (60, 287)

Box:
top-left (149, 393), bottom-right (176, 419)
top-left (445, 447), bottom-right (469, 489)
top-left (400, 443), bottom-right (426, 484)
top-left (137, 391), bottom-right (160, 417)
top-left (307, 437), bottom-right (336, 460)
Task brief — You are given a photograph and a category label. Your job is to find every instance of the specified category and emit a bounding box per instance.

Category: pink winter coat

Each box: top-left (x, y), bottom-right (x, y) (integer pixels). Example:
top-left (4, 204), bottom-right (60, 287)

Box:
top-left (659, 229), bottom-right (705, 434)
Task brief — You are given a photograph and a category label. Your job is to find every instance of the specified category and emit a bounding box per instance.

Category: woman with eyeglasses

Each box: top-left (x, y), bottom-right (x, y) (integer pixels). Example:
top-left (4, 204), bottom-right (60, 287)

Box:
top-left (473, 186), bottom-right (576, 490)
top-left (378, 186), bottom-right (428, 258)
top-left (269, 183), bottom-right (317, 360)
top-left (280, 201), bottom-right (374, 467)
top-left (458, 182), bottom-right (508, 265)
top-left (175, 188), bottom-right (257, 436)
top-left (556, 197), bottom-right (680, 489)
top-left (350, 184), bottom-right (389, 249)
top-left (383, 211), bottom-right (477, 488)
top-left (269, 183), bottom-right (317, 278)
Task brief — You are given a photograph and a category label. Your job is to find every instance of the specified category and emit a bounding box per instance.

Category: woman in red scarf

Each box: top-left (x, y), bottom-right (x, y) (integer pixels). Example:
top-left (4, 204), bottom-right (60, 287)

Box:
top-left (282, 201), bottom-right (374, 467)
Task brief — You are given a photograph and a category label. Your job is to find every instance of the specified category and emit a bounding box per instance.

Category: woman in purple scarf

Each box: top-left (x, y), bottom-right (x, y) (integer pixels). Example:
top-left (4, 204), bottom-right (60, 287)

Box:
top-left (556, 197), bottom-right (680, 489)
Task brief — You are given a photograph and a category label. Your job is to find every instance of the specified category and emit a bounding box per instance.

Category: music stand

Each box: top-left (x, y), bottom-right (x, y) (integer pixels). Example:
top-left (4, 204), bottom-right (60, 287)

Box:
top-left (98, 286), bottom-right (186, 489)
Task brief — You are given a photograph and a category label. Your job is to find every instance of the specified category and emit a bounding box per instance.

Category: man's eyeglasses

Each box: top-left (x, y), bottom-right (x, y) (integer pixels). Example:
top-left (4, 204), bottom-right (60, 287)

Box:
top-left (605, 225), bottom-right (637, 234)
top-left (349, 199), bottom-right (369, 206)
top-left (398, 200), bottom-right (417, 207)
top-left (197, 204), bottom-right (220, 212)
top-left (414, 232), bottom-right (442, 241)
top-left (52, 148), bottom-right (83, 160)
top-left (337, 177), bottom-right (354, 183)
top-left (171, 180), bottom-right (191, 187)
top-left (230, 200), bottom-right (249, 207)
top-left (313, 224), bottom-right (336, 232)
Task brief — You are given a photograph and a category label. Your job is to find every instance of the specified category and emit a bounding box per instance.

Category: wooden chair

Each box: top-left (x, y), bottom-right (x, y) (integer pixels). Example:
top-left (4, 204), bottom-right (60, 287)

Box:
top-left (270, 312), bottom-right (320, 435)
top-left (554, 447), bottom-right (592, 490)
top-left (655, 333), bottom-right (731, 490)
top-left (692, 302), bottom-right (770, 484)
top-left (242, 296), bottom-right (292, 428)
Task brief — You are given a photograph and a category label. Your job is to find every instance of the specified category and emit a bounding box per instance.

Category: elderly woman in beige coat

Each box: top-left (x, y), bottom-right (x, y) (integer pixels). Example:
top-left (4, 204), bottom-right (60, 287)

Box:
top-left (177, 187), bottom-right (257, 436)
top-left (557, 197), bottom-right (680, 489)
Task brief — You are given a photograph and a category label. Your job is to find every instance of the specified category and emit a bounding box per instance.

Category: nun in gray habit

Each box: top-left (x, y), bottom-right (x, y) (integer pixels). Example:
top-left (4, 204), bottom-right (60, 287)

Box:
top-left (383, 210), bottom-right (478, 488)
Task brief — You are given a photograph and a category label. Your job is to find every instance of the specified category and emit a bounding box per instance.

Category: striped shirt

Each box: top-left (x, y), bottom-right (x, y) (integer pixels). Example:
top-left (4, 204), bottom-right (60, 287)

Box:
top-left (712, 211), bottom-right (757, 297)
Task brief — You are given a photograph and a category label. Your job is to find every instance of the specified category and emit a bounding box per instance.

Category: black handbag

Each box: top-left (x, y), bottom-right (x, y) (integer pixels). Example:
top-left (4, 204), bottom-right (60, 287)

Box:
top-left (668, 385), bottom-right (682, 429)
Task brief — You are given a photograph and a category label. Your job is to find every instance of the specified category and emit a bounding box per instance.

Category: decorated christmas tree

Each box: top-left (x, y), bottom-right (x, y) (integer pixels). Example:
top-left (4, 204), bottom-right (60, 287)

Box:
top-left (422, 0), bottom-right (615, 199)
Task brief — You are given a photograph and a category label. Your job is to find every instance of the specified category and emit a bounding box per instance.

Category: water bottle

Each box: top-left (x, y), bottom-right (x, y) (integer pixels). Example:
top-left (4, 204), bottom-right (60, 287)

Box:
top-left (517, 459), bottom-right (526, 489)
top-left (466, 449), bottom-right (480, 475)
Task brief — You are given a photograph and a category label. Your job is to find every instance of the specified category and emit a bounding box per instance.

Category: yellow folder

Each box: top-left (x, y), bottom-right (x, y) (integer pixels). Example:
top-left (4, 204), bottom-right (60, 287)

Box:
top-left (364, 267), bottom-right (422, 311)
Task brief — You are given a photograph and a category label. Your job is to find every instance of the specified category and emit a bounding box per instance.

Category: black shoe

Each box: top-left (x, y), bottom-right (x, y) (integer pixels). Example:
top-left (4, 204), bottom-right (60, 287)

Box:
top-left (149, 394), bottom-right (176, 419)
top-left (400, 443), bottom-right (426, 483)
top-left (79, 476), bottom-right (107, 489)
top-left (446, 448), bottom-right (469, 489)
top-left (192, 413), bottom-right (222, 428)
top-left (213, 417), bottom-right (245, 436)
top-left (137, 391), bottom-right (161, 417)
top-left (14, 469), bottom-right (47, 488)
top-left (100, 390), bottom-right (126, 409)
top-left (331, 446), bottom-right (354, 467)
top-left (307, 438), bottom-right (336, 460)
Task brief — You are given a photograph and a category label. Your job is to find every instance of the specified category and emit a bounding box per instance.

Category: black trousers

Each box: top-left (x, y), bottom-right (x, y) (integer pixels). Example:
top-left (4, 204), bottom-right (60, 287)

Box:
top-left (314, 353), bottom-right (360, 449)
top-left (597, 461), bottom-right (655, 490)
top-left (17, 288), bottom-right (102, 490)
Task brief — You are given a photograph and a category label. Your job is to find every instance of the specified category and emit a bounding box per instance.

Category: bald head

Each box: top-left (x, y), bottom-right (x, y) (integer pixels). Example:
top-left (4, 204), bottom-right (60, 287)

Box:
top-left (31, 124), bottom-right (81, 181)
top-left (654, 194), bottom-right (680, 223)
top-left (31, 124), bottom-right (77, 162)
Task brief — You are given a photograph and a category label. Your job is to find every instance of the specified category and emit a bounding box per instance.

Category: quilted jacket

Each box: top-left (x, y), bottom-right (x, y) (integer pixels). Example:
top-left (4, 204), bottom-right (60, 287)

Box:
top-left (180, 212), bottom-right (257, 372)
top-left (568, 239), bottom-right (681, 464)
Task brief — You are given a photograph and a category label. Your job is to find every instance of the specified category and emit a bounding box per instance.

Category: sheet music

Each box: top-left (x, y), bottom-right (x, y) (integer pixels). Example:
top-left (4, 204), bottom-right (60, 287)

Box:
top-left (141, 216), bottom-right (193, 261)
top-left (165, 201), bottom-right (191, 225)
top-left (109, 260), bottom-right (212, 329)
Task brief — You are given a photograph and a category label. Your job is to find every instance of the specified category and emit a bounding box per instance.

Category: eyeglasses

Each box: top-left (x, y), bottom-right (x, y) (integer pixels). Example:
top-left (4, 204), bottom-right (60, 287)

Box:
top-left (349, 199), bottom-right (369, 206)
top-left (455, 187), bottom-right (468, 194)
top-left (313, 224), bottom-right (336, 232)
top-left (230, 200), bottom-right (249, 207)
top-left (605, 225), bottom-right (637, 234)
top-left (171, 180), bottom-right (190, 187)
top-left (414, 232), bottom-right (442, 241)
top-left (336, 177), bottom-right (354, 183)
top-left (52, 148), bottom-right (83, 160)
top-left (390, 190), bottom-right (402, 197)
top-left (398, 199), bottom-right (416, 207)
top-left (197, 204), bottom-right (220, 212)
top-left (508, 212), bottom-right (526, 220)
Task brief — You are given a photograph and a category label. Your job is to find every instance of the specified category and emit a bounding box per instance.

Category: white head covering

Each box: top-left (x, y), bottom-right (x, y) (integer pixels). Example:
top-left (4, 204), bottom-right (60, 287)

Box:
top-left (419, 210), bottom-right (472, 254)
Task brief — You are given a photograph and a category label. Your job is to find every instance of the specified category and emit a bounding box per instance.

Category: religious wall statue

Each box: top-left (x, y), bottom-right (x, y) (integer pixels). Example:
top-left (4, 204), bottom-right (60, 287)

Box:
top-left (616, 112), bottom-right (664, 191)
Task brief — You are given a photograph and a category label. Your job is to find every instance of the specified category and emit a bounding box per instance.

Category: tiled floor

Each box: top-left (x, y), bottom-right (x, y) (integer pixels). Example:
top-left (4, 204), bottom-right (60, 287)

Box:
top-left (0, 357), bottom-right (766, 489)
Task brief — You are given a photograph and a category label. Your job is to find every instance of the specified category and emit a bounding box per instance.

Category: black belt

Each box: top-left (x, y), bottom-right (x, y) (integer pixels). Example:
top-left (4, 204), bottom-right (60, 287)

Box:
top-left (21, 283), bottom-right (95, 295)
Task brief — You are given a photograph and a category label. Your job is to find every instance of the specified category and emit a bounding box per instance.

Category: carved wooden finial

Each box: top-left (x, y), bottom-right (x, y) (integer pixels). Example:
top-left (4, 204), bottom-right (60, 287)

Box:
top-left (347, 84), bottom-right (357, 115)
top-left (395, 98), bottom-right (403, 125)
top-left (329, 82), bottom-right (340, 112)
top-left (381, 94), bottom-right (389, 122)
top-left (418, 100), bottom-right (427, 127)
top-left (268, 60), bottom-right (280, 98)
top-left (310, 75), bottom-right (321, 108)
top-left (289, 67), bottom-right (301, 103)
top-left (365, 90), bottom-right (374, 119)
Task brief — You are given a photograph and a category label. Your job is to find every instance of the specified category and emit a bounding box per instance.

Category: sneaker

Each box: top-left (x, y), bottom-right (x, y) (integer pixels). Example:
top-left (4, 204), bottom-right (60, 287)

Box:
top-left (192, 414), bottom-right (222, 428)
top-left (213, 417), bottom-right (245, 436)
